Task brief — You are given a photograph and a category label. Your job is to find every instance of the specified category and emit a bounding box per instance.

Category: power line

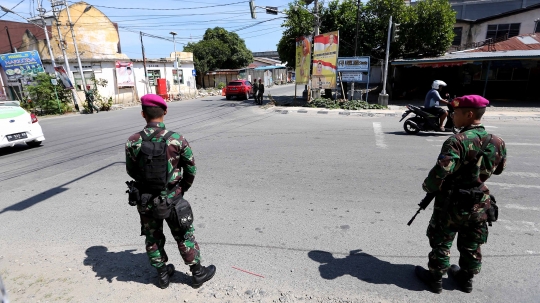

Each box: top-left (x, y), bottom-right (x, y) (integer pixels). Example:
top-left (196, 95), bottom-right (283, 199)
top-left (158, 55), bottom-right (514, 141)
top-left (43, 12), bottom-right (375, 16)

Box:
top-left (67, 0), bottom-right (248, 10)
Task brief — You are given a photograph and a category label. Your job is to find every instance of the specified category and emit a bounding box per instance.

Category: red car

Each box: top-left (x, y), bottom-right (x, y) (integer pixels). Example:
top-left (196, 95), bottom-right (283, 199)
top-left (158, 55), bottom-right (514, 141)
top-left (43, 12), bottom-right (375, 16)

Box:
top-left (225, 80), bottom-right (254, 100)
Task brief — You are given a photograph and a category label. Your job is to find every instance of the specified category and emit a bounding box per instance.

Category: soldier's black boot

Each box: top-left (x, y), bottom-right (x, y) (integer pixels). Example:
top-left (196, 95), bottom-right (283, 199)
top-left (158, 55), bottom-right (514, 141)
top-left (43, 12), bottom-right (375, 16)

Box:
top-left (449, 264), bottom-right (473, 293)
top-left (190, 263), bottom-right (216, 288)
top-left (415, 266), bottom-right (442, 294)
top-left (157, 264), bottom-right (175, 289)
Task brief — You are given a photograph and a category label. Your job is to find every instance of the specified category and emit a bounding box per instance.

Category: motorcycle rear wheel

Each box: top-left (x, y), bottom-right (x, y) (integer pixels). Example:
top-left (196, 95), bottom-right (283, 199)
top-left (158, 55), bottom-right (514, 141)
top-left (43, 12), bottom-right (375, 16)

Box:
top-left (404, 119), bottom-right (420, 134)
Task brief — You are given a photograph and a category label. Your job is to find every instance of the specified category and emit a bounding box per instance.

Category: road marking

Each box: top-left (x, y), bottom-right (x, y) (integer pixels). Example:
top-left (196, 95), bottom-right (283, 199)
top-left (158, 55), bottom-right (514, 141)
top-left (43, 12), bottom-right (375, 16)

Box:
top-left (484, 126), bottom-right (498, 129)
top-left (498, 219), bottom-right (540, 232)
top-left (426, 139), bottom-right (446, 142)
top-left (506, 143), bottom-right (540, 146)
top-left (505, 204), bottom-right (540, 211)
top-left (487, 182), bottom-right (540, 189)
top-left (504, 172), bottom-right (540, 178)
top-left (372, 122), bottom-right (387, 149)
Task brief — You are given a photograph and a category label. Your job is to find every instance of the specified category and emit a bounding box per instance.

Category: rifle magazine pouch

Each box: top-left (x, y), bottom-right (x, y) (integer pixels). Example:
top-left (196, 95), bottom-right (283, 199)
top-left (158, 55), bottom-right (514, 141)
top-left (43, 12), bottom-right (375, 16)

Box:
top-left (173, 198), bottom-right (194, 229)
top-left (152, 196), bottom-right (173, 219)
top-left (487, 194), bottom-right (499, 224)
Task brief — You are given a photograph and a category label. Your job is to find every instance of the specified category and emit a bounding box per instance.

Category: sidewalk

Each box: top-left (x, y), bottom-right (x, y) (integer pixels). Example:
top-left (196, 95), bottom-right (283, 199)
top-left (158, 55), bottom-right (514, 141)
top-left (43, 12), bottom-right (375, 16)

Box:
top-left (267, 105), bottom-right (540, 120)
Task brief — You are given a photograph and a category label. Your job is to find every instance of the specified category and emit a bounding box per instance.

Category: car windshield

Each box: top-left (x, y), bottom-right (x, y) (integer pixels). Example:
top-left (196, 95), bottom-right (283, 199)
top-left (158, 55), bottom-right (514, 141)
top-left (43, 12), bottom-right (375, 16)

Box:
top-left (0, 101), bottom-right (20, 107)
top-left (228, 82), bottom-right (242, 86)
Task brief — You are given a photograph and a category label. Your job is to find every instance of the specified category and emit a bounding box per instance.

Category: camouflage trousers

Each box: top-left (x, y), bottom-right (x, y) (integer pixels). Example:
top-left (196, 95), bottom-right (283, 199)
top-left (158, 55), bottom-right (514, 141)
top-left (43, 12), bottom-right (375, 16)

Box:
top-left (426, 206), bottom-right (489, 278)
top-left (139, 211), bottom-right (201, 269)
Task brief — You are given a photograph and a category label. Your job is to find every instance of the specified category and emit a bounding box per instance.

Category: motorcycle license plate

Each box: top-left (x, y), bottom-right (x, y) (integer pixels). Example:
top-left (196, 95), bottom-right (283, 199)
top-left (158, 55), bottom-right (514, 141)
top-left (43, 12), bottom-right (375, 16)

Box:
top-left (6, 132), bottom-right (28, 141)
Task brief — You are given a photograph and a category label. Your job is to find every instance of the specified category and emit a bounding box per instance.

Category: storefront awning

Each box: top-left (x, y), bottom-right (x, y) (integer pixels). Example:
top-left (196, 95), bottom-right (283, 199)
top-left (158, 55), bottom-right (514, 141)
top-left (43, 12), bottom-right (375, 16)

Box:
top-left (392, 50), bottom-right (540, 66)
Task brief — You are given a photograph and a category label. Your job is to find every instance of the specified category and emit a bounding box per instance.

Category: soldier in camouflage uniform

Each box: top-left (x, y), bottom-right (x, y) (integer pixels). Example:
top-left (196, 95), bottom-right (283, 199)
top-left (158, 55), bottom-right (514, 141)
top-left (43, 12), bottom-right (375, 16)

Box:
top-left (125, 94), bottom-right (216, 289)
top-left (415, 95), bottom-right (507, 294)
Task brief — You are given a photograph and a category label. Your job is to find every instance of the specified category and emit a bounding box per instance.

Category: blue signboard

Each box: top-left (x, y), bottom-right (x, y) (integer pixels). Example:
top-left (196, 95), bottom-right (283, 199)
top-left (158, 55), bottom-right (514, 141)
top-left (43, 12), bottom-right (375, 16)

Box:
top-left (192, 69), bottom-right (196, 76)
top-left (0, 51), bottom-right (45, 81)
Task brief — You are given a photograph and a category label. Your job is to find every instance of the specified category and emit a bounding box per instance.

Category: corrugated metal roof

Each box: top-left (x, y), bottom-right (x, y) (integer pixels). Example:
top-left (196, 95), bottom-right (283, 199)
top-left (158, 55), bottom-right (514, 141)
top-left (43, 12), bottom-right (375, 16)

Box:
top-left (393, 50), bottom-right (540, 65)
top-left (468, 35), bottom-right (540, 52)
top-left (253, 66), bottom-right (286, 70)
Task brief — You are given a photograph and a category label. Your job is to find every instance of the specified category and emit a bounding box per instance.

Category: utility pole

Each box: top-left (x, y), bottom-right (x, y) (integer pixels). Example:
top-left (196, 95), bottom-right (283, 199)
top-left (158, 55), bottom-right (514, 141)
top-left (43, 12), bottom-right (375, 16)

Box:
top-left (378, 16), bottom-right (392, 106)
top-left (350, 0), bottom-right (361, 100)
top-left (63, 0), bottom-right (87, 92)
top-left (170, 31), bottom-right (181, 97)
top-left (36, 5), bottom-right (56, 68)
top-left (4, 26), bottom-right (15, 53)
top-left (311, 0), bottom-right (320, 99)
top-left (140, 32), bottom-right (149, 94)
top-left (51, 0), bottom-right (79, 111)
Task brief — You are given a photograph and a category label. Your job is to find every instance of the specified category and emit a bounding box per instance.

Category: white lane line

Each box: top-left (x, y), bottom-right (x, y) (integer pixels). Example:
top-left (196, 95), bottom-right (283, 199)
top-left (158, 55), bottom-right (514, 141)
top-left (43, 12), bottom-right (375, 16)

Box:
top-left (484, 126), bottom-right (498, 128)
top-left (505, 204), bottom-right (540, 211)
top-left (426, 139), bottom-right (446, 142)
top-left (498, 219), bottom-right (539, 232)
top-left (372, 122), bottom-right (387, 149)
top-left (506, 143), bottom-right (540, 146)
top-left (505, 172), bottom-right (540, 178)
top-left (487, 182), bottom-right (540, 189)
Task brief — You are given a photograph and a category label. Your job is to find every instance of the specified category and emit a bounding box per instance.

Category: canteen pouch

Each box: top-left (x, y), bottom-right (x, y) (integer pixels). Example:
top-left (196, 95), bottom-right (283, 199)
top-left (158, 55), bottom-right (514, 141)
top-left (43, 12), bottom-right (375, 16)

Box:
top-left (152, 195), bottom-right (173, 219)
top-left (173, 197), bottom-right (194, 229)
top-left (487, 194), bottom-right (499, 226)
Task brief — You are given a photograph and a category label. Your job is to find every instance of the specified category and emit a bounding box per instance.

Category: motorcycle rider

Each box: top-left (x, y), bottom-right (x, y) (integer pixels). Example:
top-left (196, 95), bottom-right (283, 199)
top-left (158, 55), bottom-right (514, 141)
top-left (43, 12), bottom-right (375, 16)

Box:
top-left (424, 80), bottom-right (449, 131)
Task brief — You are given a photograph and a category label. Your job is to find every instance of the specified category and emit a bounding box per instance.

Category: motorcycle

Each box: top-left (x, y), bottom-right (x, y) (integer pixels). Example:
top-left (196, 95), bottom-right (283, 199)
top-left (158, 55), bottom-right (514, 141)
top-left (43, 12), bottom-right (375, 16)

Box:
top-left (400, 103), bottom-right (460, 135)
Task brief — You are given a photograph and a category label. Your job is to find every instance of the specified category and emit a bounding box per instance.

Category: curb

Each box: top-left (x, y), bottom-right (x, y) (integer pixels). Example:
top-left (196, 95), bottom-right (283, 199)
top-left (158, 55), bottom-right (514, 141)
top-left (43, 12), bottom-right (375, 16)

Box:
top-left (271, 108), bottom-right (540, 120)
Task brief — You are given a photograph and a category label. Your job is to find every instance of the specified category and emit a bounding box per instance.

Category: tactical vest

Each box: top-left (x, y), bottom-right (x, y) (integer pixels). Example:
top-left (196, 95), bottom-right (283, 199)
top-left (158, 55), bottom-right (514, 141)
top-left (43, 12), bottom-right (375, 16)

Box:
top-left (138, 128), bottom-right (173, 194)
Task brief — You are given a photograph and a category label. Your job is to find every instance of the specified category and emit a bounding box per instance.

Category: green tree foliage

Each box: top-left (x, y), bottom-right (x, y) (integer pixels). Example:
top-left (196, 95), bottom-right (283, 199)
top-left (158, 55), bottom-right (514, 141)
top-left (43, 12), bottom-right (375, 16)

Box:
top-left (278, 0), bottom-right (456, 63)
top-left (399, 0), bottom-right (456, 58)
top-left (24, 73), bottom-right (73, 115)
top-left (277, 0), bottom-right (316, 68)
top-left (184, 27), bottom-right (253, 86)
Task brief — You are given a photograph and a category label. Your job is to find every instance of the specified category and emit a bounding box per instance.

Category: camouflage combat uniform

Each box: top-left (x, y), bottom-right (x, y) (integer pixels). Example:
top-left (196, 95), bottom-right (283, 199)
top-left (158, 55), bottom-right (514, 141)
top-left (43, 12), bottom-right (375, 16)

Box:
top-left (422, 124), bottom-right (506, 278)
top-left (125, 122), bottom-right (200, 269)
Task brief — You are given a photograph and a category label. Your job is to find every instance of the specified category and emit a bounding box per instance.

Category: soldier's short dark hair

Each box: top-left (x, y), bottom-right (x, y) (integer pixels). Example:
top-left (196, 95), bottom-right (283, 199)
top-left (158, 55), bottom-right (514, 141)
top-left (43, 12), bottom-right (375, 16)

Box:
top-left (471, 107), bottom-right (486, 119)
top-left (142, 106), bottom-right (165, 119)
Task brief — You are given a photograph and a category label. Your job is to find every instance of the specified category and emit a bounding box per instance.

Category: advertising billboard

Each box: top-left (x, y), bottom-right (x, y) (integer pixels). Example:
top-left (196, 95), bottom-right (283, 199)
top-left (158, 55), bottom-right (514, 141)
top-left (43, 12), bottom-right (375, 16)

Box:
top-left (0, 51), bottom-right (45, 81)
top-left (295, 35), bottom-right (312, 85)
top-left (337, 56), bottom-right (370, 83)
top-left (312, 31), bottom-right (339, 89)
top-left (115, 61), bottom-right (135, 87)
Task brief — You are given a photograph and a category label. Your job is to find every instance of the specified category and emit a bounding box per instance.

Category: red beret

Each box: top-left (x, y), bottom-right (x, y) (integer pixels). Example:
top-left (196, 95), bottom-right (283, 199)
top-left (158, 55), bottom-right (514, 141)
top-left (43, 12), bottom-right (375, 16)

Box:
top-left (451, 95), bottom-right (489, 108)
top-left (141, 94), bottom-right (167, 110)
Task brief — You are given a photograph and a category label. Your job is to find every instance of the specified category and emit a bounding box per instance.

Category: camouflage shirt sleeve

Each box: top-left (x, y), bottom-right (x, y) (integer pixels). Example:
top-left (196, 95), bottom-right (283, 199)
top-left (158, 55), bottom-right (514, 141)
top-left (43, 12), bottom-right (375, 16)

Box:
top-left (125, 133), bottom-right (142, 180)
top-left (179, 136), bottom-right (196, 191)
top-left (492, 136), bottom-right (507, 175)
top-left (422, 136), bottom-right (462, 193)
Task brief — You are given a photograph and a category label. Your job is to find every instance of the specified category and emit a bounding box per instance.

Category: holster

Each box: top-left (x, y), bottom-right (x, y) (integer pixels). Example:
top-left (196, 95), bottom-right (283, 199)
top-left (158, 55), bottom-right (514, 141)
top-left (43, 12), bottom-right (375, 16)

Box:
top-left (172, 197), bottom-right (194, 229)
top-left (152, 195), bottom-right (173, 219)
top-left (487, 194), bottom-right (499, 226)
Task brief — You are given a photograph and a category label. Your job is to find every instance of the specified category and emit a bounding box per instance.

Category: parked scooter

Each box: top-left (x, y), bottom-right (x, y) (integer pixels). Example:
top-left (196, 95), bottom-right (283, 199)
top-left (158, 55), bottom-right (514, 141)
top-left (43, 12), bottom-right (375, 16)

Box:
top-left (400, 103), bottom-right (460, 135)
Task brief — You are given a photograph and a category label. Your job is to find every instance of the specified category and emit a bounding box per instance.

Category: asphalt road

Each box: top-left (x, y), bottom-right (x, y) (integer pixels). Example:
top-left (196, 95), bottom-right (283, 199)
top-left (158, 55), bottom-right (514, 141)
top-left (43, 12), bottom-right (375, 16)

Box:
top-left (1, 84), bottom-right (539, 303)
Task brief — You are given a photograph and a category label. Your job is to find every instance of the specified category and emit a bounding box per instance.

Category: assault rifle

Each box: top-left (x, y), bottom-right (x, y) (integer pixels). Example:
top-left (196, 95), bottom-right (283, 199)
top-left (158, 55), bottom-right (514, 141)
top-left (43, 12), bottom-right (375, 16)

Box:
top-left (407, 192), bottom-right (437, 226)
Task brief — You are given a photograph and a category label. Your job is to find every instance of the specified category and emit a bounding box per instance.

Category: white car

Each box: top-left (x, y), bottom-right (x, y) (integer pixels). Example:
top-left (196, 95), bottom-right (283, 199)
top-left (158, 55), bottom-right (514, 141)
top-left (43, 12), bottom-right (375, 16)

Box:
top-left (0, 100), bottom-right (45, 148)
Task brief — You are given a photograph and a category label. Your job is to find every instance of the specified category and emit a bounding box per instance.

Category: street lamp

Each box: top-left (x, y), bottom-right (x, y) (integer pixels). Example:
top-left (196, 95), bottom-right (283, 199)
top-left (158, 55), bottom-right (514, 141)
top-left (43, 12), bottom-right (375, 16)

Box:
top-left (170, 31), bottom-right (181, 97)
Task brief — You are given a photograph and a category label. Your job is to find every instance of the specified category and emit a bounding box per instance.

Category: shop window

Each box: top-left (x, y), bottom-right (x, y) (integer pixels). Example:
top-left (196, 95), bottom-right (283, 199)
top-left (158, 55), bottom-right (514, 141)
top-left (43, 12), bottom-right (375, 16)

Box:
top-left (173, 69), bottom-right (184, 85)
top-left (486, 23), bottom-right (520, 40)
top-left (73, 71), bottom-right (95, 91)
top-left (512, 68), bottom-right (530, 80)
top-left (452, 27), bottom-right (463, 46)
top-left (496, 68), bottom-right (513, 80)
top-left (148, 70), bottom-right (161, 86)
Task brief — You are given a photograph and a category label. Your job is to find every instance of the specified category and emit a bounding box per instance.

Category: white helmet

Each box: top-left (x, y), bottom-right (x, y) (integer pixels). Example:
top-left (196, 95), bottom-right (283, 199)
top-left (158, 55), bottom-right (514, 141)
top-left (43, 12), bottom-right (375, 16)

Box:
top-left (432, 80), bottom-right (447, 90)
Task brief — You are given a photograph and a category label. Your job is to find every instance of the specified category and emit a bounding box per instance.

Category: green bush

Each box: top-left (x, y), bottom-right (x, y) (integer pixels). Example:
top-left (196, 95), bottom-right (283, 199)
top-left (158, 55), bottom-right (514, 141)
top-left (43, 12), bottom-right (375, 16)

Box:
top-left (307, 98), bottom-right (386, 110)
top-left (24, 73), bottom-right (74, 115)
top-left (217, 82), bottom-right (226, 89)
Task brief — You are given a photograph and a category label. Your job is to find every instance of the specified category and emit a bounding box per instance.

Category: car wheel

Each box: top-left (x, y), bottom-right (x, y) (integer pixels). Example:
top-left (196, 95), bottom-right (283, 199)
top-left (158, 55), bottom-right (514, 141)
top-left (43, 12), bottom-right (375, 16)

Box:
top-left (245, 91), bottom-right (249, 100)
top-left (26, 140), bottom-right (42, 147)
top-left (226, 95), bottom-right (231, 100)
top-left (403, 119), bottom-right (420, 135)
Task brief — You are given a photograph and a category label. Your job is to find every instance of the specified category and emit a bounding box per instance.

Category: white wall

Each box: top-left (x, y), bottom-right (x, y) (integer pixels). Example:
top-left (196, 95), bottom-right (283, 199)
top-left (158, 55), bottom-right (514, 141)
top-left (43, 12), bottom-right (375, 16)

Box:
top-left (132, 61), bottom-right (197, 99)
top-left (460, 8), bottom-right (540, 44)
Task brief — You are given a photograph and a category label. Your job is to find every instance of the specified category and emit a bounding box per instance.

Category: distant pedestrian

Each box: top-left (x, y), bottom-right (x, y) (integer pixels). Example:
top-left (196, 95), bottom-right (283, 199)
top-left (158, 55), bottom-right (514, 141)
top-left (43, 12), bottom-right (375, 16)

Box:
top-left (125, 94), bottom-right (216, 289)
top-left (252, 79), bottom-right (258, 104)
top-left (85, 85), bottom-right (99, 114)
top-left (257, 78), bottom-right (264, 105)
